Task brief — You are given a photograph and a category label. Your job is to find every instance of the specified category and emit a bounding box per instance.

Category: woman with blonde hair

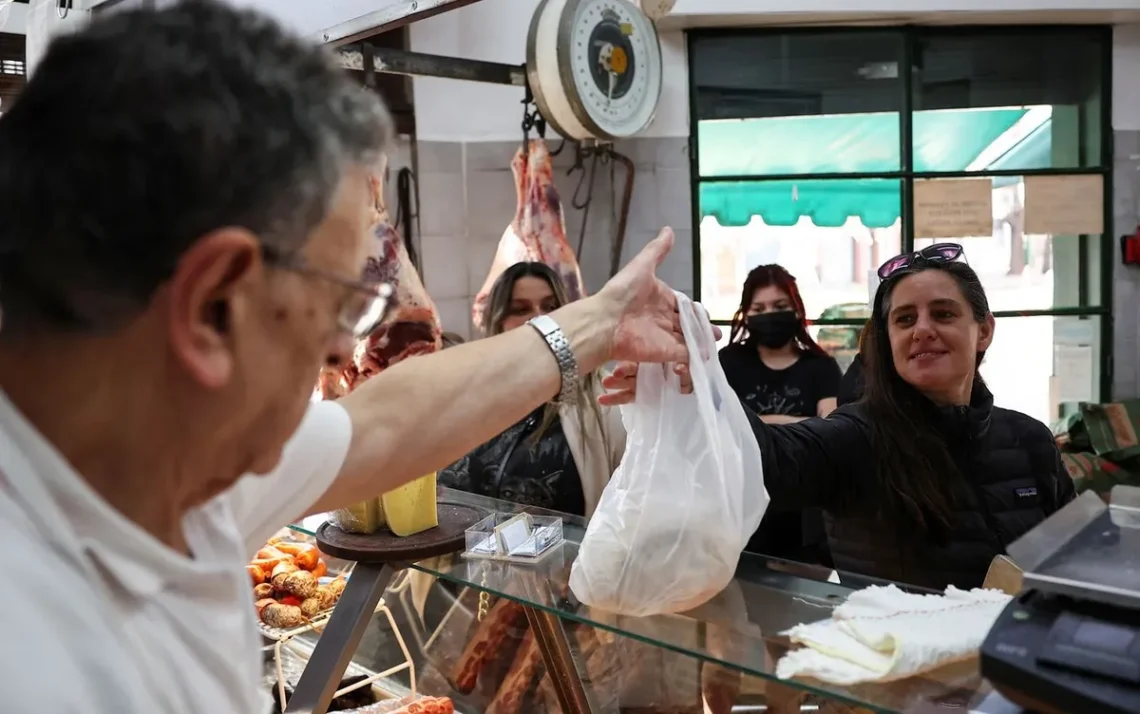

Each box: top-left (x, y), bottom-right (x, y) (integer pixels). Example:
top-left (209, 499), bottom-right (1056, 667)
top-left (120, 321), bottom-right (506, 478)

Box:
top-left (439, 262), bottom-right (624, 516)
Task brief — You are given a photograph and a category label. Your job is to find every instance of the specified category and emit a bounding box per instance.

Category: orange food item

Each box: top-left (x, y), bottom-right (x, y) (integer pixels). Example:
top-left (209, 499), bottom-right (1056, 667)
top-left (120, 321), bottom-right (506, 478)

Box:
top-left (395, 696), bottom-right (454, 714)
top-left (256, 545), bottom-right (290, 561)
top-left (275, 542), bottom-right (319, 570)
top-left (247, 564), bottom-right (266, 587)
top-left (250, 557), bottom-right (287, 576)
top-left (311, 559), bottom-right (328, 578)
top-left (278, 595), bottom-right (303, 607)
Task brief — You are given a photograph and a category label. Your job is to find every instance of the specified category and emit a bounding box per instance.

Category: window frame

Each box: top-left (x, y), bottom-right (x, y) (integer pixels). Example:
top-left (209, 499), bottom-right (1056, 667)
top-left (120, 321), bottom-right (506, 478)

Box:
top-left (686, 24), bottom-right (1115, 401)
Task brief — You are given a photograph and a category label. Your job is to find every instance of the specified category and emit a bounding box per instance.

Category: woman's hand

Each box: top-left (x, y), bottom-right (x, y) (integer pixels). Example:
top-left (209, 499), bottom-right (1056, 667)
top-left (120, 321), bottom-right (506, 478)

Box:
top-left (598, 322), bottom-right (721, 407)
top-left (599, 362), bottom-right (687, 406)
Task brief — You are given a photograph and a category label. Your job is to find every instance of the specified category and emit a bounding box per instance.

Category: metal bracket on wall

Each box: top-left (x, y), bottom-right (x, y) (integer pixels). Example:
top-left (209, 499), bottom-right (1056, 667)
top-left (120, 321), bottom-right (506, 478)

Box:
top-left (339, 45), bottom-right (526, 87)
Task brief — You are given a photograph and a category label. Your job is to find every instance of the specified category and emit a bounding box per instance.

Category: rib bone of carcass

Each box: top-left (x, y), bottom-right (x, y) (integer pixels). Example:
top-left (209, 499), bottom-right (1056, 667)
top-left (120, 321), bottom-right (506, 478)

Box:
top-left (318, 163), bottom-right (442, 398)
top-left (471, 139), bottom-right (586, 331)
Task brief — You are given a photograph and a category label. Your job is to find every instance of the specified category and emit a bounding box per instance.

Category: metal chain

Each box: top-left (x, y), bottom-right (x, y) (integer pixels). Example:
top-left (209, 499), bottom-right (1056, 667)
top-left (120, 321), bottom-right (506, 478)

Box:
top-left (477, 569), bottom-right (490, 622)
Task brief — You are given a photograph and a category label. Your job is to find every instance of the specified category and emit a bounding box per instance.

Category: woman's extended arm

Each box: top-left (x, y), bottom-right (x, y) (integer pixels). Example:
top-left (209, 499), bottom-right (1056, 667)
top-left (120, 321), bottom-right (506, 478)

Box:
top-left (601, 362), bottom-right (870, 510)
top-left (743, 406), bottom-right (868, 508)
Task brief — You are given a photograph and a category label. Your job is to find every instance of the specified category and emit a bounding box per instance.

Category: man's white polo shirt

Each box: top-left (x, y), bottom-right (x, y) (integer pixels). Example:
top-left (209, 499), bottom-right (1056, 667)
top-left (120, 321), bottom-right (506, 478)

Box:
top-left (0, 391), bottom-right (354, 713)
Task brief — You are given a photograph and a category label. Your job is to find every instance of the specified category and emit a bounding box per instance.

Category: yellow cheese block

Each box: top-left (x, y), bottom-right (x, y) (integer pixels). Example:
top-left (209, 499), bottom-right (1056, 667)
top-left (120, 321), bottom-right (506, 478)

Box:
top-left (332, 498), bottom-right (382, 534)
top-left (379, 472), bottom-right (439, 537)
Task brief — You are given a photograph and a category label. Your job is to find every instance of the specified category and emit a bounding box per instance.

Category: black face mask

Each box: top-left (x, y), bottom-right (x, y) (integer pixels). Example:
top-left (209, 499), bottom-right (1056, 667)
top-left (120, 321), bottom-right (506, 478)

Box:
top-left (746, 311), bottom-right (801, 349)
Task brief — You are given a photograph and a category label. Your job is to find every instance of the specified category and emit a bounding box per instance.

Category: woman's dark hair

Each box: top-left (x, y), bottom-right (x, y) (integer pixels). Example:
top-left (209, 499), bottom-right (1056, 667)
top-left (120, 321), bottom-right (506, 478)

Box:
top-left (728, 264), bottom-right (826, 356)
top-left (861, 259), bottom-right (991, 533)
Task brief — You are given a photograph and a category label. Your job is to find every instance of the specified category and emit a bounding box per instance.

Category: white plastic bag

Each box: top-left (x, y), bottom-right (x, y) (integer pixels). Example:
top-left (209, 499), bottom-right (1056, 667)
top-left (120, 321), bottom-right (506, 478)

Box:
top-left (568, 291), bottom-right (769, 616)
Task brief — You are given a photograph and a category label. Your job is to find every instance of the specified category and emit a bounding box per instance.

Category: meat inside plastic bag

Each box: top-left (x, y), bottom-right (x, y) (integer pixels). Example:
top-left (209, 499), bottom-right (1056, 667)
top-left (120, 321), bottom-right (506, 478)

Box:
top-left (568, 292), bottom-right (770, 616)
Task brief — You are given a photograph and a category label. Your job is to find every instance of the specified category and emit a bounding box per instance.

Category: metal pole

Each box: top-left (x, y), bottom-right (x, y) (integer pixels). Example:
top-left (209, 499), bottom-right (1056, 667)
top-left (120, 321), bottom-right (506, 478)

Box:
top-left (285, 563), bottom-right (396, 714)
top-left (523, 605), bottom-right (594, 714)
top-left (339, 45), bottom-right (526, 87)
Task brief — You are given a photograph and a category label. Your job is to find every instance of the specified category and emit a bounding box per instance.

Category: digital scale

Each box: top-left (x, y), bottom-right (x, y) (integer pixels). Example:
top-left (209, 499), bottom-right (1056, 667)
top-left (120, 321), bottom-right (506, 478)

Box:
top-left (981, 487), bottom-right (1140, 714)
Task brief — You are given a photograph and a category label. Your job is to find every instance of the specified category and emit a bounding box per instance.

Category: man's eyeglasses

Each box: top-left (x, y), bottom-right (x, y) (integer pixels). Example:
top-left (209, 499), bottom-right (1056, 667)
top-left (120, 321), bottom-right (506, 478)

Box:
top-left (261, 246), bottom-right (392, 340)
top-left (877, 242), bottom-right (965, 281)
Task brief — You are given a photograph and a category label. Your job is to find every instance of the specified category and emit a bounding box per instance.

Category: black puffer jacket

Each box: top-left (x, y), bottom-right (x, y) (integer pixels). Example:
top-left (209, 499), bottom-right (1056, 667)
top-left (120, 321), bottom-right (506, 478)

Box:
top-left (746, 383), bottom-right (1075, 590)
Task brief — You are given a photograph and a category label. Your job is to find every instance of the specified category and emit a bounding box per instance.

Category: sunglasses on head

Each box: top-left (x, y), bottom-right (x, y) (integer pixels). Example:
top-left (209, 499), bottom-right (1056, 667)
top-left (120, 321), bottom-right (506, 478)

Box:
top-left (877, 242), bottom-right (965, 281)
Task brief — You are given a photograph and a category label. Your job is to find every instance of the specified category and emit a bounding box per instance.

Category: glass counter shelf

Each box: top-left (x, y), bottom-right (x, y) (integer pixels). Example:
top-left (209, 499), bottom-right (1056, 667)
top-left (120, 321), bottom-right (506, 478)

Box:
top-left (288, 489), bottom-right (1000, 714)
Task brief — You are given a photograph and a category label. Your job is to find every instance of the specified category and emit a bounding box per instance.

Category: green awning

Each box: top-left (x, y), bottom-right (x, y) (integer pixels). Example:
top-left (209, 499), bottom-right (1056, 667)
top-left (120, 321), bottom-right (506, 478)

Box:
top-left (698, 108), bottom-right (1047, 228)
top-left (989, 118), bottom-right (1052, 187)
top-left (698, 114), bottom-right (903, 176)
top-left (698, 108), bottom-right (1030, 177)
top-left (913, 108), bottom-right (1031, 173)
top-left (700, 179), bottom-right (901, 229)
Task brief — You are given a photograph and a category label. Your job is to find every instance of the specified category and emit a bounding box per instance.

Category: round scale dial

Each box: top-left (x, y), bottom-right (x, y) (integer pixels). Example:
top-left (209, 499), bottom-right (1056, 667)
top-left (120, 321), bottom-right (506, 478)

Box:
top-left (527, 0), bottom-right (663, 141)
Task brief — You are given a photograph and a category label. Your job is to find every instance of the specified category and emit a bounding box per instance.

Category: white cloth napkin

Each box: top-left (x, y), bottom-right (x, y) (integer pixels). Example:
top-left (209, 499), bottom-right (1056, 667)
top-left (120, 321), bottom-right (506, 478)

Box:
top-left (775, 584), bottom-right (1012, 685)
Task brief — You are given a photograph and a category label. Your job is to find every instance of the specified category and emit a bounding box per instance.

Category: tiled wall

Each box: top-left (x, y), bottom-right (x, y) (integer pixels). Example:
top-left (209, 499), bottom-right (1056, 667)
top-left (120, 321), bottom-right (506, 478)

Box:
top-left (1113, 130), bottom-right (1140, 399)
top-left (414, 137), bottom-right (693, 339)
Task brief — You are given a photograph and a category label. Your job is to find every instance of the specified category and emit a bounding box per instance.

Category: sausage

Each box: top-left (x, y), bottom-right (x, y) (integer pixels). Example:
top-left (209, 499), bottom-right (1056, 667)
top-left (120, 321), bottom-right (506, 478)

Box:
top-left (277, 570), bottom-right (319, 599)
top-left (275, 542), bottom-right (320, 571)
top-left (486, 630), bottom-right (544, 714)
top-left (260, 602), bottom-right (305, 629)
top-left (247, 564), bottom-right (266, 587)
top-left (450, 599), bottom-right (528, 694)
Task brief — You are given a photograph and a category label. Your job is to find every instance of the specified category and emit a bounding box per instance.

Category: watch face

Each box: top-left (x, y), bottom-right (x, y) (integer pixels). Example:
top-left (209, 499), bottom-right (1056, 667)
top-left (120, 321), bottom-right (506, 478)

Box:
top-left (565, 0), bottom-right (662, 138)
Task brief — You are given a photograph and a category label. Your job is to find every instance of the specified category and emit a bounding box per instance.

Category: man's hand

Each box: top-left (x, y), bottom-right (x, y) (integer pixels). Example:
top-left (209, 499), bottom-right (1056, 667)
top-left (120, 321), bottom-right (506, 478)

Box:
top-left (594, 227), bottom-right (688, 364)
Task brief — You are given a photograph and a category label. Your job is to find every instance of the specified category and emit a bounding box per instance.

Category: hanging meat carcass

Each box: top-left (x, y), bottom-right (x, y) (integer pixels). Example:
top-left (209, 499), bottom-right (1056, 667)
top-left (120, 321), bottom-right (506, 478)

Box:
top-left (318, 159), bottom-right (443, 398)
top-left (471, 139), bottom-right (586, 331)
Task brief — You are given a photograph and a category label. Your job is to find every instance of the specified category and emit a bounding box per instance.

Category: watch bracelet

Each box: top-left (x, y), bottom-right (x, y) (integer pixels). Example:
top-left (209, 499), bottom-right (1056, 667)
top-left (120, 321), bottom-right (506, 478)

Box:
top-left (527, 315), bottom-right (580, 406)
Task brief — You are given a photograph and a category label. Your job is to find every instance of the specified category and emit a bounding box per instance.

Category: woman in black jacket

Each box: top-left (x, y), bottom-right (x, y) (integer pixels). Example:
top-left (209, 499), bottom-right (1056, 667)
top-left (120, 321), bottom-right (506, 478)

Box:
top-left (602, 243), bottom-right (1075, 590)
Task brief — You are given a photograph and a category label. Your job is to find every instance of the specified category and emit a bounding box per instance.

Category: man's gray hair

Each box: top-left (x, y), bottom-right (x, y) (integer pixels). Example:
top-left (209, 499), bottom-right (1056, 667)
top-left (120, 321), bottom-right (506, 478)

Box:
top-left (0, 0), bottom-right (392, 339)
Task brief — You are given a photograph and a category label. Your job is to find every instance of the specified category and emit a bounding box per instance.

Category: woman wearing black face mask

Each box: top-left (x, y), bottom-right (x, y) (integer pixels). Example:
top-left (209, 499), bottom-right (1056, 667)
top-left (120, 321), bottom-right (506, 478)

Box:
top-left (718, 264), bottom-right (842, 564)
top-left (719, 265), bottom-right (843, 424)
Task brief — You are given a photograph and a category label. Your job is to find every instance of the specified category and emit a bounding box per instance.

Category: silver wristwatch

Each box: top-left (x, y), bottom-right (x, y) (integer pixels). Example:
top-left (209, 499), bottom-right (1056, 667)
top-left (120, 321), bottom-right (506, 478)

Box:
top-left (527, 314), bottom-right (580, 406)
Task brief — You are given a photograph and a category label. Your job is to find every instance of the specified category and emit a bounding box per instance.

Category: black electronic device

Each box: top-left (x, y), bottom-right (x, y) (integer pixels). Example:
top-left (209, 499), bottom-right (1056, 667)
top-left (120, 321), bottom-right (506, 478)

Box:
top-left (981, 590), bottom-right (1140, 713)
top-left (980, 488), bottom-right (1140, 714)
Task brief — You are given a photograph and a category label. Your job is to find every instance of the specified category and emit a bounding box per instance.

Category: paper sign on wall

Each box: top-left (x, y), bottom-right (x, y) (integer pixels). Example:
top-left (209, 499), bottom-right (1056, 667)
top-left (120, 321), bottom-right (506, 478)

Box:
top-left (1024, 175), bottom-right (1105, 236)
top-left (913, 179), bottom-right (993, 239)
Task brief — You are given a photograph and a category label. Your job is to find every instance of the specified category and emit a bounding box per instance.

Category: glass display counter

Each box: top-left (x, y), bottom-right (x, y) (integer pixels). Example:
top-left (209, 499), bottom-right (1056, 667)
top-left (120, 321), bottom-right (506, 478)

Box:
top-left (279, 489), bottom-right (1002, 714)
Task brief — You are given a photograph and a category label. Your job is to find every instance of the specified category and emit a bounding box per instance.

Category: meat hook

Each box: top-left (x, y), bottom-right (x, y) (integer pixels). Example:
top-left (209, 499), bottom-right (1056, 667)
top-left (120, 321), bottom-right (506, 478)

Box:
top-left (568, 143), bottom-right (601, 261)
top-left (393, 168), bottom-right (420, 272)
top-left (608, 150), bottom-right (635, 278)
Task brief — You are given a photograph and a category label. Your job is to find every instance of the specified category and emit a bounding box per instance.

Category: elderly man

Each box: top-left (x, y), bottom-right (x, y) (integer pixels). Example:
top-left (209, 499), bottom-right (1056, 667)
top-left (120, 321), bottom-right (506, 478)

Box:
top-left (0, 3), bottom-right (692, 712)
